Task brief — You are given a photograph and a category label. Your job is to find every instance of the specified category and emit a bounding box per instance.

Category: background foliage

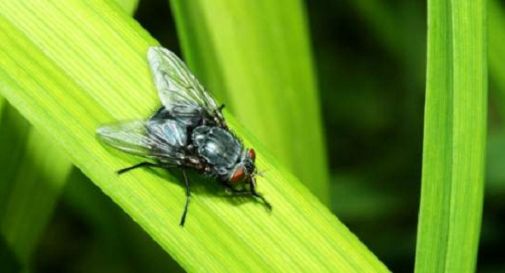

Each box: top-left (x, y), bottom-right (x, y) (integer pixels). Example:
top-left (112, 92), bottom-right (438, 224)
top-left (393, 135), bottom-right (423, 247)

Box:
top-left (1, 0), bottom-right (504, 272)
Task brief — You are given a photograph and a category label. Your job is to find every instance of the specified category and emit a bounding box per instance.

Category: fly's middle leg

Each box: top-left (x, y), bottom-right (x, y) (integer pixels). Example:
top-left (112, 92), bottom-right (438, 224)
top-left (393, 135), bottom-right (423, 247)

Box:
top-left (179, 169), bottom-right (191, 226)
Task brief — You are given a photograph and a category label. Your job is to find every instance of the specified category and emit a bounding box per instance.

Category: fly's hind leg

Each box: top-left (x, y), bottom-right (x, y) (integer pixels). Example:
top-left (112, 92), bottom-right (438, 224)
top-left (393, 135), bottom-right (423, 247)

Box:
top-left (179, 169), bottom-right (191, 226)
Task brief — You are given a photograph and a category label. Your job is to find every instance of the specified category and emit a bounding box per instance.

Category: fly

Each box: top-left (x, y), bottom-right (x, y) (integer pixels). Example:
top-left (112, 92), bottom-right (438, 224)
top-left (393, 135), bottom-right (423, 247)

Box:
top-left (97, 46), bottom-right (271, 226)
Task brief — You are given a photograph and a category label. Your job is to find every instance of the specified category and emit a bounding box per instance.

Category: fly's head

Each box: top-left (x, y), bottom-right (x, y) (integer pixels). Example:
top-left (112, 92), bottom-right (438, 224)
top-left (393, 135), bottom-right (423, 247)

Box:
top-left (228, 148), bottom-right (257, 189)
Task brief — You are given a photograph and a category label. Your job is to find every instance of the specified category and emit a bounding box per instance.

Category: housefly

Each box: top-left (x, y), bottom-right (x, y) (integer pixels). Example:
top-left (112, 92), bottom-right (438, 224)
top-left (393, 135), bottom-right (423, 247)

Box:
top-left (97, 46), bottom-right (271, 226)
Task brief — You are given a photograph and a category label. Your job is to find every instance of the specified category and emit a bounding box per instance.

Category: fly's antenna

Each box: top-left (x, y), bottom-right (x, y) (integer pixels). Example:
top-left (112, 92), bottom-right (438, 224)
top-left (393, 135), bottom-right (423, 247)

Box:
top-left (255, 169), bottom-right (268, 177)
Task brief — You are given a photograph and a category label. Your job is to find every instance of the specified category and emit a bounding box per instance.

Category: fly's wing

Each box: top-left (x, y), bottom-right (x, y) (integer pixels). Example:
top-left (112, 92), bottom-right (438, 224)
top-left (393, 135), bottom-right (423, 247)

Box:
top-left (147, 46), bottom-right (226, 127)
top-left (96, 119), bottom-right (187, 164)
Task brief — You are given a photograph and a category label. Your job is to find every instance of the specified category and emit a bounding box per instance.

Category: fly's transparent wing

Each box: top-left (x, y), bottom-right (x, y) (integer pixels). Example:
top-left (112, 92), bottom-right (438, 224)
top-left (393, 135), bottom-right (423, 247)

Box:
top-left (147, 46), bottom-right (225, 127)
top-left (96, 119), bottom-right (188, 164)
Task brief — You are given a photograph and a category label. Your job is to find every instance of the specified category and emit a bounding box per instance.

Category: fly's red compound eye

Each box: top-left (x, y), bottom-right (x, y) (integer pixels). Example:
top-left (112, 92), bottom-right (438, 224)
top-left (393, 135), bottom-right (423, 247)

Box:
top-left (230, 166), bottom-right (245, 183)
top-left (248, 148), bottom-right (256, 162)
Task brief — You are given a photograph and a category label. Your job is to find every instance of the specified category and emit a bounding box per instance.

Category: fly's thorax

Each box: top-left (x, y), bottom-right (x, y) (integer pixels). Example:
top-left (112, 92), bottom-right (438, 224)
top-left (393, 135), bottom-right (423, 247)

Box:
top-left (192, 126), bottom-right (243, 177)
top-left (191, 125), bottom-right (257, 185)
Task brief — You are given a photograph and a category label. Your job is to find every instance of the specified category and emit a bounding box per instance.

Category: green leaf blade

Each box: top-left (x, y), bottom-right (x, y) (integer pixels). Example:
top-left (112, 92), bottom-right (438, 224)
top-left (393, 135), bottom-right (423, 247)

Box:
top-left (0, 1), bottom-right (387, 272)
top-left (415, 0), bottom-right (487, 272)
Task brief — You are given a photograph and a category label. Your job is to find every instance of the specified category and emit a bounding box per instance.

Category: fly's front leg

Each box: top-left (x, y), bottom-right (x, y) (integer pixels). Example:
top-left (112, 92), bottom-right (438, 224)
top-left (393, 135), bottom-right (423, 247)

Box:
top-left (224, 181), bottom-right (272, 211)
top-left (249, 177), bottom-right (272, 210)
top-left (249, 191), bottom-right (272, 211)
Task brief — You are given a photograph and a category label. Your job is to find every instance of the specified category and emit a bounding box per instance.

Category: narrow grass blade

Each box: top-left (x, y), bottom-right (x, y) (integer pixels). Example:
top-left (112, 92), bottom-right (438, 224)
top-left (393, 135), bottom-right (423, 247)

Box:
top-left (0, 126), bottom-right (71, 265)
top-left (415, 0), bottom-right (487, 272)
top-left (0, 1), bottom-right (387, 272)
top-left (169, 0), bottom-right (330, 203)
top-left (0, 106), bottom-right (31, 216)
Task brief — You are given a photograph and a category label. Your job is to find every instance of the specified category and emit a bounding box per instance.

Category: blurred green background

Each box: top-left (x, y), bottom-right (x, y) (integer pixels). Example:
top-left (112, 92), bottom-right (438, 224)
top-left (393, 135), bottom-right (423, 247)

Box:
top-left (1, 0), bottom-right (504, 272)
